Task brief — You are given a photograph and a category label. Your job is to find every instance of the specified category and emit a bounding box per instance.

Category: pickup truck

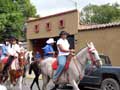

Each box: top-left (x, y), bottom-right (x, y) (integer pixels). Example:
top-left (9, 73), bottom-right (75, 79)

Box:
top-left (79, 55), bottom-right (120, 90)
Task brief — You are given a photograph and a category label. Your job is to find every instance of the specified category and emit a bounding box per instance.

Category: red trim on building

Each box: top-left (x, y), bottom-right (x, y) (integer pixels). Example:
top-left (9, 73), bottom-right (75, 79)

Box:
top-left (34, 24), bottom-right (39, 33)
top-left (59, 19), bottom-right (65, 29)
top-left (46, 22), bottom-right (51, 31)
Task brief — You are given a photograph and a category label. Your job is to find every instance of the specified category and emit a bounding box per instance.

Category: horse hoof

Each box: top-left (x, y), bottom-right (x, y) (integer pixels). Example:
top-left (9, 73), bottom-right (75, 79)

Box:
top-left (30, 86), bottom-right (32, 90)
top-left (50, 87), bottom-right (56, 90)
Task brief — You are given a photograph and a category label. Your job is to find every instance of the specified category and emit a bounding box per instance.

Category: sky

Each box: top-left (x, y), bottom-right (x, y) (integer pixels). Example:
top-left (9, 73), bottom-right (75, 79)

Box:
top-left (30, 0), bottom-right (120, 17)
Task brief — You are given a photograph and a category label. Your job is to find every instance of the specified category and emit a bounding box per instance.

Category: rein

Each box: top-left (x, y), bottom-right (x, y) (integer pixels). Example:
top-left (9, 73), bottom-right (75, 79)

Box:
top-left (87, 48), bottom-right (96, 75)
top-left (88, 48), bottom-right (96, 65)
top-left (73, 48), bottom-right (97, 79)
top-left (73, 56), bottom-right (83, 80)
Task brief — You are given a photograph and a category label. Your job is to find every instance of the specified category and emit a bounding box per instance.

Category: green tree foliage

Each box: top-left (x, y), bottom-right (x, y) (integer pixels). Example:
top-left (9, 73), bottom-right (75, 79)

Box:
top-left (80, 3), bottom-right (120, 24)
top-left (0, 0), bottom-right (36, 41)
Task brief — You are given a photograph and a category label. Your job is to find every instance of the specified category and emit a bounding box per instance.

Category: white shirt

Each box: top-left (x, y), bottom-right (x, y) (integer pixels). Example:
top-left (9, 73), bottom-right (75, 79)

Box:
top-left (57, 38), bottom-right (70, 56)
top-left (7, 44), bottom-right (20, 56)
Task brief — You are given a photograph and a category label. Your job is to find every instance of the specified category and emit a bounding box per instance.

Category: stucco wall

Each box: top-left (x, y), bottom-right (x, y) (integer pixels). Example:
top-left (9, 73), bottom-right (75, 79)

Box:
top-left (75, 27), bottom-right (120, 66)
top-left (26, 10), bottom-right (79, 39)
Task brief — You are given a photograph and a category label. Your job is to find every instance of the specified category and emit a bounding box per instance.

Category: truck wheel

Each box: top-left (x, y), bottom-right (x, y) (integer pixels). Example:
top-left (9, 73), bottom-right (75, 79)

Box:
top-left (101, 78), bottom-right (120, 90)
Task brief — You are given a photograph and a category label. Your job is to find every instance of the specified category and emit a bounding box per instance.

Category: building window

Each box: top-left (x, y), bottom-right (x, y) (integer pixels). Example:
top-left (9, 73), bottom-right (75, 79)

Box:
top-left (34, 24), bottom-right (39, 33)
top-left (46, 22), bottom-right (51, 31)
top-left (59, 19), bottom-right (65, 29)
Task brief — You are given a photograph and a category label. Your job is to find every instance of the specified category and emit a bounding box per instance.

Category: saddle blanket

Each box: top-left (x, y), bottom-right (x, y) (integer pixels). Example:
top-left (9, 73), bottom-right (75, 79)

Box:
top-left (1, 57), bottom-right (8, 64)
top-left (52, 60), bottom-right (70, 71)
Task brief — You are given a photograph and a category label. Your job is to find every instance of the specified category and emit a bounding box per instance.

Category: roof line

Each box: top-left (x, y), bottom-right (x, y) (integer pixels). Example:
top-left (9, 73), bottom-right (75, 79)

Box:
top-left (79, 22), bottom-right (120, 31)
top-left (27, 9), bottom-right (78, 23)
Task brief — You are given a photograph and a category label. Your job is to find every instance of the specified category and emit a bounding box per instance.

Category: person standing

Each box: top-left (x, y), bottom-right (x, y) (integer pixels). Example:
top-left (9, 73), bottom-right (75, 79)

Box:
top-left (53, 31), bottom-right (74, 82)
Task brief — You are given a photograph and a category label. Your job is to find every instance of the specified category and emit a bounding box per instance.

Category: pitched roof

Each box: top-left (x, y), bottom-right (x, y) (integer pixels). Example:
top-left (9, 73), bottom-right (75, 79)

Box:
top-left (79, 22), bottom-right (120, 31)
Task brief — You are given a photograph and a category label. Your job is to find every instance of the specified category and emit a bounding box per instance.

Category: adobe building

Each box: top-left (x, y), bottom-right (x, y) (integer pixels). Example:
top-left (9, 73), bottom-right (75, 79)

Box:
top-left (26, 9), bottom-right (120, 66)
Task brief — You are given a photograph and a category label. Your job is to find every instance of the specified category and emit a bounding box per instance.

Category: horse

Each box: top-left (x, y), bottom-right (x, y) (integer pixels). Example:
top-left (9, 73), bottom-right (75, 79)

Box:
top-left (0, 45), bottom-right (9, 83)
top-left (25, 50), bottom-right (34, 65)
top-left (0, 57), bottom-right (9, 84)
top-left (29, 60), bottom-right (41, 90)
top-left (9, 52), bottom-right (26, 90)
top-left (40, 42), bottom-right (101, 90)
top-left (24, 50), bottom-right (34, 78)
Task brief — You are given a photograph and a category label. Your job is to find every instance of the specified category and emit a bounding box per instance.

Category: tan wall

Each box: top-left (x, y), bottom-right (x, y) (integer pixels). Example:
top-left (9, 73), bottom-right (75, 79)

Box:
top-left (27, 10), bottom-right (79, 40)
top-left (75, 27), bottom-right (120, 66)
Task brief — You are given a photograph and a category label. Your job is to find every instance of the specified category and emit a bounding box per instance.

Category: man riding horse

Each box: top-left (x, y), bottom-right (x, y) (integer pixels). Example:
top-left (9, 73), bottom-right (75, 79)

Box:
top-left (41, 31), bottom-right (101, 90)
top-left (53, 31), bottom-right (75, 82)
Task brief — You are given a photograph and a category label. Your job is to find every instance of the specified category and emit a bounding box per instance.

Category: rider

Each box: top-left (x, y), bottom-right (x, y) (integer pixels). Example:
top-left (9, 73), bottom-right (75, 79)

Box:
top-left (35, 51), bottom-right (41, 61)
top-left (0, 38), bottom-right (9, 61)
top-left (53, 31), bottom-right (74, 82)
top-left (42, 38), bottom-right (55, 58)
top-left (2, 36), bottom-right (20, 75)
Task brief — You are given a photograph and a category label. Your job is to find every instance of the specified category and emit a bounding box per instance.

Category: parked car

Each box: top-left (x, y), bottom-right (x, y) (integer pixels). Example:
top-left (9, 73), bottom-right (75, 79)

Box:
top-left (79, 55), bottom-right (120, 90)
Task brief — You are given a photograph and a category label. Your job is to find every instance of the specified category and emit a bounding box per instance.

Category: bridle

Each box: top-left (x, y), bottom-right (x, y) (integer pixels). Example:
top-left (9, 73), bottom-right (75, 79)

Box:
top-left (18, 52), bottom-right (25, 69)
top-left (73, 47), bottom-right (98, 80)
top-left (88, 48), bottom-right (97, 65)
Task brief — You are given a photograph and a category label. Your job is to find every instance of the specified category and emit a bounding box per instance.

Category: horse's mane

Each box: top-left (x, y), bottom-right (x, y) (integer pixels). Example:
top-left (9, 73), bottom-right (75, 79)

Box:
top-left (76, 46), bottom-right (88, 59)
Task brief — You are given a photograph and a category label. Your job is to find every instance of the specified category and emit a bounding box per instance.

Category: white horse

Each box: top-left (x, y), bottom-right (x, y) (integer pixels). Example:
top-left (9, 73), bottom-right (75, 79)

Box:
top-left (25, 50), bottom-right (34, 65)
top-left (41, 42), bottom-right (101, 90)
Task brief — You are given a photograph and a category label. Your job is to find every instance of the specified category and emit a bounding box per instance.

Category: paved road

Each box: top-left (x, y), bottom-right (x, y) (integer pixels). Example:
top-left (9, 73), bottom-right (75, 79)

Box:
top-left (4, 78), bottom-right (99, 90)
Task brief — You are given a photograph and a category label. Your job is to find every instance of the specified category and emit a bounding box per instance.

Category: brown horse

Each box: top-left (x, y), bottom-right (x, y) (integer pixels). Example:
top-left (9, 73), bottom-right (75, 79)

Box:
top-left (0, 57), bottom-right (9, 83)
top-left (9, 52), bottom-right (26, 86)
top-left (4, 52), bottom-right (26, 90)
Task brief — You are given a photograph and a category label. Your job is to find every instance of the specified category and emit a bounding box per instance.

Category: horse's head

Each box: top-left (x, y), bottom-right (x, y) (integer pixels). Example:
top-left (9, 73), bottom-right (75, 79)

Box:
top-left (76, 42), bottom-right (101, 68)
top-left (27, 51), bottom-right (34, 64)
top-left (87, 42), bottom-right (101, 67)
top-left (18, 52), bottom-right (26, 69)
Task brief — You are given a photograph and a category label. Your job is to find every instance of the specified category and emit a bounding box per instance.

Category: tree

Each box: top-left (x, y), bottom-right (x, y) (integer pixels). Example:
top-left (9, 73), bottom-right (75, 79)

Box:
top-left (0, 0), bottom-right (37, 42)
top-left (80, 3), bottom-right (120, 24)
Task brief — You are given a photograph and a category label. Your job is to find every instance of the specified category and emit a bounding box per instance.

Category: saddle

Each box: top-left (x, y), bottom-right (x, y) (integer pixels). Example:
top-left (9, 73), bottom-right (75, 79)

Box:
top-left (1, 57), bottom-right (9, 64)
top-left (52, 54), bottom-right (73, 71)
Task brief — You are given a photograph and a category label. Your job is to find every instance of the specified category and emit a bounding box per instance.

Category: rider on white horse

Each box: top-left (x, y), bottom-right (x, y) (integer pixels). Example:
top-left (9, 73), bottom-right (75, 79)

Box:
top-left (42, 38), bottom-right (55, 59)
top-left (53, 31), bottom-right (74, 82)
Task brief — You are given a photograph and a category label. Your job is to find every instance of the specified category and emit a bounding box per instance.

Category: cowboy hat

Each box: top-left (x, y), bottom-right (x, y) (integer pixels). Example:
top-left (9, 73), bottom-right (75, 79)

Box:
top-left (59, 31), bottom-right (69, 36)
top-left (46, 38), bottom-right (55, 44)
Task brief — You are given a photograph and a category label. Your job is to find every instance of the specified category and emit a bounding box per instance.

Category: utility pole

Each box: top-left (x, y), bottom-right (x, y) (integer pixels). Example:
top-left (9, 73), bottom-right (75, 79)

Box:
top-left (69, 0), bottom-right (79, 10)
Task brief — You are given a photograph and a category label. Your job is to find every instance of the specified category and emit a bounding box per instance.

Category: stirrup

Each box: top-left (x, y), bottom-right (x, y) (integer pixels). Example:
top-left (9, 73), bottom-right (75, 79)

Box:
top-left (53, 78), bottom-right (58, 83)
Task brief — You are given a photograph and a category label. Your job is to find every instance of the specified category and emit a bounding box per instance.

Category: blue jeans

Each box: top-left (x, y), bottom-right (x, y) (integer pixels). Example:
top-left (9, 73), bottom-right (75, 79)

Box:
top-left (53, 55), bottom-right (67, 80)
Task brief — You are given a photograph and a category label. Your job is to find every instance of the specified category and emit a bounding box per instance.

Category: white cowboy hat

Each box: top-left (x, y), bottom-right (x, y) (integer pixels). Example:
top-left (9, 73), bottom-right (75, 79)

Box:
top-left (46, 38), bottom-right (55, 44)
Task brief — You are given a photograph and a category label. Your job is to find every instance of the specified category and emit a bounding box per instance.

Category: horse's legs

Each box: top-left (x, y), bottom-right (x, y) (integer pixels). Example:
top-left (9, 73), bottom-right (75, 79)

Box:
top-left (35, 75), bottom-right (40, 90)
top-left (42, 75), bottom-right (50, 90)
top-left (18, 76), bottom-right (23, 90)
top-left (3, 76), bottom-right (8, 83)
top-left (70, 80), bottom-right (80, 90)
top-left (51, 84), bottom-right (59, 90)
top-left (30, 77), bottom-right (36, 90)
